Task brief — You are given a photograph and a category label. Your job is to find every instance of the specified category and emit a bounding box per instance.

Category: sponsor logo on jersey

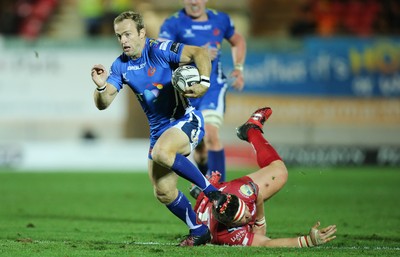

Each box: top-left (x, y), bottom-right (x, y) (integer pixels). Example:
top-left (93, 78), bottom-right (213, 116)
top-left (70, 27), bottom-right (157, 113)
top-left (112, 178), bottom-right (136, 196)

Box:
top-left (153, 83), bottom-right (163, 90)
top-left (148, 67), bottom-right (156, 76)
top-left (229, 229), bottom-right (246, 243)
top-left (183, 29), bottom-right (195, 38)
top-left (239, 184), bottom-right (254, 197)
top-left (170, 42), bottom-right (181, 53)
top-left (159, 40), bottom-right (170, 51)
top-left (128, 63), bottom-right (146, 70)
top-left (149, 39), bottom-right (158, 47)
top-left (192, 25), bottom-right (212, 30)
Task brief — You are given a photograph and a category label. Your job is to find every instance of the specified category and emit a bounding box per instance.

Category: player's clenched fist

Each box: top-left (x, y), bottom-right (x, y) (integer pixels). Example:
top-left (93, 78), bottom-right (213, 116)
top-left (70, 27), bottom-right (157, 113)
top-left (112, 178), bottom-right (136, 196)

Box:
top-left (91, 64), bottom-right (108, 88)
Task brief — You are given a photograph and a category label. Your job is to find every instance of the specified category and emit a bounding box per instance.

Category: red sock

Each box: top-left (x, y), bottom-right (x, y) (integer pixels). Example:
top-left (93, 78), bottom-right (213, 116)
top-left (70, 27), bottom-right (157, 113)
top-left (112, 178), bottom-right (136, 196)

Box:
top-left (247, 128), bottom-right (282, 168)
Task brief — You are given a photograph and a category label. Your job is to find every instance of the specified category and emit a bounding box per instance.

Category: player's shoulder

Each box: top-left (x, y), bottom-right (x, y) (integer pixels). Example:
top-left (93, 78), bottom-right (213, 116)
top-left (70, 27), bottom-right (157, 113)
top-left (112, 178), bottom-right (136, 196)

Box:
top-left (164, 9), bottom-right (185, 23)
top-left (146, 38), bottom-right (182, 57)
top-left (207, 8), bottom-right (230, 20)
top-left (227, 176), bottom-right (258, 197)
top-left (147, 38), bottom-right (175, 51)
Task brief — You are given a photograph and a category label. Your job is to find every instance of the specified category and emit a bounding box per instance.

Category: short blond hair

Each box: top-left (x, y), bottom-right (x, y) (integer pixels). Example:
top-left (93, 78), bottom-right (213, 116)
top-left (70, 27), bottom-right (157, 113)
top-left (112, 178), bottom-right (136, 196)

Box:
top-left (114, 11), bottom-right (145, 33)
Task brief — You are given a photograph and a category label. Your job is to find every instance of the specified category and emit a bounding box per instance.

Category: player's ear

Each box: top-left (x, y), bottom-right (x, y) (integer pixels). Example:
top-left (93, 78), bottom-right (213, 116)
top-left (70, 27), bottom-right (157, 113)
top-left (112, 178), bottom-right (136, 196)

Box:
top-left (139, 28), bottom-right (146, 39)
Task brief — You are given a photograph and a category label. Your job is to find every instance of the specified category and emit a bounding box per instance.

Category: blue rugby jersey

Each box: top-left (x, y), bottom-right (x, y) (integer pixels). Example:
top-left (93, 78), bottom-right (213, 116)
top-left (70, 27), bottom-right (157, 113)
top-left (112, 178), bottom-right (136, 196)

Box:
top-left (106, 38), bottom-right (192, 138)
top-left (159, 9), bottom-right (235, 86)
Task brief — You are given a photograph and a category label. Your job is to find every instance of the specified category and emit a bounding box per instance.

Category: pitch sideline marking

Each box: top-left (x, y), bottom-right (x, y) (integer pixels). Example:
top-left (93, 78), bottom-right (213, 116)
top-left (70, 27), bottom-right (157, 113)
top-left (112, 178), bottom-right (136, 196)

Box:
top-left (18, 240), bottom-right (399, 250)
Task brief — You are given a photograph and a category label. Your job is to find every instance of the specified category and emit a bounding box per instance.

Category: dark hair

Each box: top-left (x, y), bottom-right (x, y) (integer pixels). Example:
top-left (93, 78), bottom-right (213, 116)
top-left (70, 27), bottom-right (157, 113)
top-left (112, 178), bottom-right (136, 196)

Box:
top-left (114, 11), bottom-right (145, 33)
top-left (211, 193), bottom-right (240, 225)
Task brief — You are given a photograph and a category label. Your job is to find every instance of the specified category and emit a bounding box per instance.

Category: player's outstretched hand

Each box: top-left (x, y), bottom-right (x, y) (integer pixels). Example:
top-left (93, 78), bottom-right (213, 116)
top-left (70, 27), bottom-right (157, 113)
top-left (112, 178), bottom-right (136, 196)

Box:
top-left (309, 221), bottom-right (337, 246)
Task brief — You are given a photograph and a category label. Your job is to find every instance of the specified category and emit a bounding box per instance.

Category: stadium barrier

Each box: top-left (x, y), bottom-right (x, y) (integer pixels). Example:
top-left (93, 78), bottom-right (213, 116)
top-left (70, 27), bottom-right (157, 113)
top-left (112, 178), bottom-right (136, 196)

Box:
top-left (1, 141), bottom-right (399, 171)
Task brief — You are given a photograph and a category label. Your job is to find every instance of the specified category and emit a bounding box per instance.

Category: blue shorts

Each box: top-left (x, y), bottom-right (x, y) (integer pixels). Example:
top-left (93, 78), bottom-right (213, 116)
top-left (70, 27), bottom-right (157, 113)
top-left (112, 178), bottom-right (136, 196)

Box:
top-left (189, 81), bottom-right (228, 127)
top-left (148, 108), bottom-right (205, 159)
top-left (190, 81), bottom-right (228, 115)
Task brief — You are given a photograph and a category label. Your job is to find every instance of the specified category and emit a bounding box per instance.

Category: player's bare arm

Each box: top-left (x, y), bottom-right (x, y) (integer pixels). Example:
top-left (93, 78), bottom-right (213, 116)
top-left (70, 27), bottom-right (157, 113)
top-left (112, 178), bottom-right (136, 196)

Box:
top-left (250, 221), bottom-right (337, 247)
top-left (252, 192), bottom-right (267, 235)
top-left (91, 64), bottom-right (118, 110)
top-left (228, 32), bottom-right (246, 91)
top-left (201, 42), bottom-right (218, 61)
top-left (180, 45), bottom-right (211, 98)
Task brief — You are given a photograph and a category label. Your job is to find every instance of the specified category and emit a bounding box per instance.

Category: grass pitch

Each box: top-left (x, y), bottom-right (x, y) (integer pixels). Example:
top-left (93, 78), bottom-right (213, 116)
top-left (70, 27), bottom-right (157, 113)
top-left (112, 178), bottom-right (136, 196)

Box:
top-left (0, 166), bottom-right (399, 257)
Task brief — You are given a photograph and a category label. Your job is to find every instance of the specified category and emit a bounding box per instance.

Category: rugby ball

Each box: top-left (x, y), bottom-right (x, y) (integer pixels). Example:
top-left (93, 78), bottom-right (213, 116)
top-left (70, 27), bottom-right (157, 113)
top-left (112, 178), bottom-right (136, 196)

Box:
top-left (171, 65), bottom-right (200, 93)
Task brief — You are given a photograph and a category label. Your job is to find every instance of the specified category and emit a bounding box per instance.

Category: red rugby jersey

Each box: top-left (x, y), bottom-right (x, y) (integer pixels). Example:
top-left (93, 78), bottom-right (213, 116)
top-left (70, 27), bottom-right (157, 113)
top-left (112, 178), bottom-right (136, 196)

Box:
top-left (194, 176), bottom-right (259, 246)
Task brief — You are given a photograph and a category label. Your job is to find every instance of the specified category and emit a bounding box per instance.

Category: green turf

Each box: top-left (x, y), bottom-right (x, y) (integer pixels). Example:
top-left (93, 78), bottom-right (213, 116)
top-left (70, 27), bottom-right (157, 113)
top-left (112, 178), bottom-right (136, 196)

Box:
top-left (0, 166), bottom-right (399, 257)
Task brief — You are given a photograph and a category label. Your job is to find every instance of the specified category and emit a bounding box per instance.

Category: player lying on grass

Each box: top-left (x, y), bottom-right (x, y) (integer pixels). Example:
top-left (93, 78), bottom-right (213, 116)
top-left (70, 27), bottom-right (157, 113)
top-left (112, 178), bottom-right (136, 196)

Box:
top-left (193, 107), bottom-right (337, 246)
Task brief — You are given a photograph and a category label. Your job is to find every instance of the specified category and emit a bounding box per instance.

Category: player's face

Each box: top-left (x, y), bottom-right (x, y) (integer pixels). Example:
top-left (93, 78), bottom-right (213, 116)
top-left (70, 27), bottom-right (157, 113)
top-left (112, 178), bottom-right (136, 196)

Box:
top-left (114, 19), bottom-right (145, 59)
top-left (232, 205), bottom-right (252, 226)
top-left (183, 0), bottom-right (208, 19)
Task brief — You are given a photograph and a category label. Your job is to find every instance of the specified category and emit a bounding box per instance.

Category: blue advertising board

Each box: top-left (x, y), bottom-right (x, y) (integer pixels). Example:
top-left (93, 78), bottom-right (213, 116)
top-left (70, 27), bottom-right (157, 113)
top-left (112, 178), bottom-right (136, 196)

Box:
top-left (222, 37), bottom-right (400, 97)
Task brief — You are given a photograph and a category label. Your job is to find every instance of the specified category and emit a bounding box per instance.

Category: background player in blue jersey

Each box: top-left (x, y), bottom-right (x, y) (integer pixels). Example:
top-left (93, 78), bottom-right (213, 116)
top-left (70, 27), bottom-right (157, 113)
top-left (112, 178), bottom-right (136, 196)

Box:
top-left (90, 11), bottom-right (225, 246)
top-left (159, 0), bottom-right (247, 182)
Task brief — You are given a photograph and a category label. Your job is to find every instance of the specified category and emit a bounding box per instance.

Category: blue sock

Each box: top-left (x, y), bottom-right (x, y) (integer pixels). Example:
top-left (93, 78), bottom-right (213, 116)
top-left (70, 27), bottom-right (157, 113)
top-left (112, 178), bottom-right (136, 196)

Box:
top-left (208, 149), bottom-right (226, 181)
top-left (171, 154), bottom-right (217, 195)
top-left (166, 191), bottom-right (208, 236)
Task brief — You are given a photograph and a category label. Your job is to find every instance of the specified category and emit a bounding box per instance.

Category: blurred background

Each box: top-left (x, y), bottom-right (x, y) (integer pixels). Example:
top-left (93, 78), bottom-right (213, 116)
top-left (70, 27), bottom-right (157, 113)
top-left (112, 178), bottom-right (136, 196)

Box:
top-left (0, 0), bottom-right (399, 171)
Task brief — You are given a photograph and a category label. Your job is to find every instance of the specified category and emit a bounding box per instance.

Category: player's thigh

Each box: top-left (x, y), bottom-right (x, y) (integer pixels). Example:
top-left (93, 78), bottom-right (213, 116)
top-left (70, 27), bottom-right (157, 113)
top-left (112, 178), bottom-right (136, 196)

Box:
top-left (247, 160), bottom-right (288, 199)
top-left (153, 127), bottom-right (192, 157)
top-left (154, 112), bottom-right (204, 156)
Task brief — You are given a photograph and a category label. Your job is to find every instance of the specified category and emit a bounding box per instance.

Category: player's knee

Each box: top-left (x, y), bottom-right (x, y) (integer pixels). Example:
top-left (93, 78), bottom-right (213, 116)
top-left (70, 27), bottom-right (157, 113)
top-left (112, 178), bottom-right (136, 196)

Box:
top-left (204, 130), bottom-right (218, 143)
top-left (269, 160), bottom-right (289, 188)
top-left (280, 168), bottom-right (289, 186)
top-left (203, 112), bottom-right (223, 128)
top-left (203, 126), bottom-right (222, 149)
top-left (151, 146), bottom-right (174, 168)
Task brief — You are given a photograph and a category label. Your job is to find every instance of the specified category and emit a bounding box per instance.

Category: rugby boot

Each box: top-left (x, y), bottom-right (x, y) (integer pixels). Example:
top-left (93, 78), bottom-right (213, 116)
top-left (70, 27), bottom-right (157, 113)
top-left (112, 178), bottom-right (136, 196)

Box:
top-left (189, 184), bottom-right (202, 200)
top-left (179, 228), bottom-right (211, 246)
top-left (236, 107), bottom-right (272, 142)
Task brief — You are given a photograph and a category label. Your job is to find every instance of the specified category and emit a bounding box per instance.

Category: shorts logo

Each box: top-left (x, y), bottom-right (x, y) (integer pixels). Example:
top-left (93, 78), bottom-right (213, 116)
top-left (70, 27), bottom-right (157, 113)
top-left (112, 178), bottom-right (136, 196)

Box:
top-left (190, 129), bottom-right (199, 145)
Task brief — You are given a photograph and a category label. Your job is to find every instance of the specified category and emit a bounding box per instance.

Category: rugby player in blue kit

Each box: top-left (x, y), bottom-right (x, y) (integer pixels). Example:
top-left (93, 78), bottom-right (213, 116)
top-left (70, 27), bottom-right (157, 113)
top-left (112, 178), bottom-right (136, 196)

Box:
top-left (159, 0), bottom-right (247, 182)
top-left (90, 11), bottom-right (225, 246)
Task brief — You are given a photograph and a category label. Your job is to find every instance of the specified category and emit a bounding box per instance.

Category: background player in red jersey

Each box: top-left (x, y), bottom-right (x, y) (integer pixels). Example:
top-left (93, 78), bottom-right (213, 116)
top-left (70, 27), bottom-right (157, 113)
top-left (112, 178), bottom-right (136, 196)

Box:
top-left (194, 107), bottom-right (337, 247)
